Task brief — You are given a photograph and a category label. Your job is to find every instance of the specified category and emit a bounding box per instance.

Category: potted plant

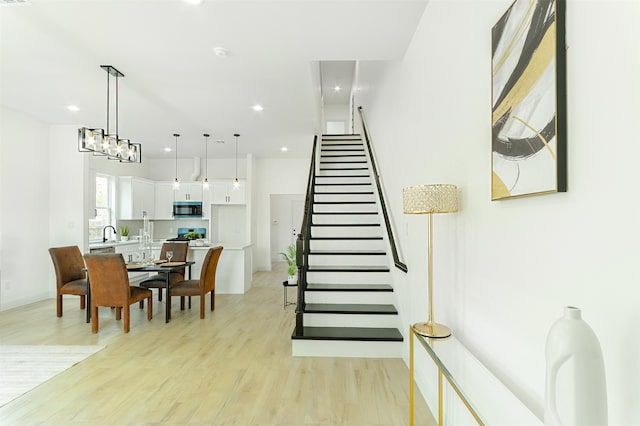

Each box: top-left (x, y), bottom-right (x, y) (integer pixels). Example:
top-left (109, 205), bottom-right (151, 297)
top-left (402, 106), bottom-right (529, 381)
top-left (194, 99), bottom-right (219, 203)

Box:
top-left (280, 244), bottom-right (297, 284)
top-left (120, 226), bottom-right (130, 241)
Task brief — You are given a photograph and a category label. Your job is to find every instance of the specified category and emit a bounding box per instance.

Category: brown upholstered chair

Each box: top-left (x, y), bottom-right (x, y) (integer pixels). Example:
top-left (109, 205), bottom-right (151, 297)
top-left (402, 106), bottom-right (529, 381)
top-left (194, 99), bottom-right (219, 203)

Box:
top-left (84, 253), bottom-right (152, 333)
top-left (48, 246), bottom-right (88, 317)
top-left (169, 246), bottom-right (223, 319)
top-left (139, 241), bottom-right (189, 301)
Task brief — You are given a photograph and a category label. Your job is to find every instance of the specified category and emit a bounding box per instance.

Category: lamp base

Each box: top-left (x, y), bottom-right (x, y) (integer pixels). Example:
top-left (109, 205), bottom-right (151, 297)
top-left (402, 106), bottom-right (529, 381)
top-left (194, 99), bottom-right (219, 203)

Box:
top-left (413, 321), bottom-right (451, 339)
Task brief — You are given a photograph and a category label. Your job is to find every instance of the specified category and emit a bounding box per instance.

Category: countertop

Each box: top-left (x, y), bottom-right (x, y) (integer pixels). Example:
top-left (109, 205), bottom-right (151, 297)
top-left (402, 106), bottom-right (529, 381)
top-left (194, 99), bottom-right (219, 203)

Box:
top-left (89, 240), bottom-right (253, 251)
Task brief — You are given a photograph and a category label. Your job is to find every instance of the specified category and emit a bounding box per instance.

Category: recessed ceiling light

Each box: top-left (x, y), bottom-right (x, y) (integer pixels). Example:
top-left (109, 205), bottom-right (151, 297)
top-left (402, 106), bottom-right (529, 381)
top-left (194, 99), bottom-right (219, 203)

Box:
top-left (252, 104), bottom-right (264, 112)
top-left (213, 47), bottom-right (228, 57)
top-left (164, 147), bottom-right (172, 152)
top-left (334, 85), bottom-right (341, 92)
top-left (183, 0), bottom-right (203, 5)
top-left (67, 105), bottom-right (80, 112)
top-left (281, 147), bottom-right (288, 152)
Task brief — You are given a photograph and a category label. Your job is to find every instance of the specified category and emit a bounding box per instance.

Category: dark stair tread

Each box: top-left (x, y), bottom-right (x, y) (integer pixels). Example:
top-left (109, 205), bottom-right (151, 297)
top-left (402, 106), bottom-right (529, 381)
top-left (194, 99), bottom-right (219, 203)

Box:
top-left (315, 191), bottom-right (374, 195)
top-left (320, 167), bottom-right (369, 170)
top-left (306, 283), bottom-right (393, 291)
top-left (314, 182), bottom-right (372, 186)
top-left (314, 201), bottom-right (375, 204)
top-left (320, 143), bottom-right (364, 146)
top-left (321, 149), bottom-right (365, 152)
top-left (315, 175), bottom-right (371, 178)
top-left (311, 223), bottom-right (380, 227)
top-left (312, 211), bottom-right (378, 215)
top-left (320, 154), bottom-right (366, 157)
top-left (310, 236), bottom-right (383, 240)
top-left (320, 160), bottom-right (367, 164)
top-left (307, 265), bottom-right (390, 272)
top-left (308, 250), bottom-right (386, 255)
top-left (292, 327), bottom-right (403, 342)
top-left (304, 303), bottom-right (397, 315)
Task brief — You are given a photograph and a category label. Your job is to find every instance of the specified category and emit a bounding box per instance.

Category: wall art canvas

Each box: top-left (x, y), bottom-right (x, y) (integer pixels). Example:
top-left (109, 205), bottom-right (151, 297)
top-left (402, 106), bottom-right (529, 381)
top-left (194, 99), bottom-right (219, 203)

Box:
top-left (491, 0), bottom-right (567, 200)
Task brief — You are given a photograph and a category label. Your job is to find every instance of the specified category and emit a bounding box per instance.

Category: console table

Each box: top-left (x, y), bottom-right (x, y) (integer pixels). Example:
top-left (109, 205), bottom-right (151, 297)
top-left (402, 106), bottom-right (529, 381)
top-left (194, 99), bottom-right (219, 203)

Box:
top-left (409, 326), bottom-right (542, 425)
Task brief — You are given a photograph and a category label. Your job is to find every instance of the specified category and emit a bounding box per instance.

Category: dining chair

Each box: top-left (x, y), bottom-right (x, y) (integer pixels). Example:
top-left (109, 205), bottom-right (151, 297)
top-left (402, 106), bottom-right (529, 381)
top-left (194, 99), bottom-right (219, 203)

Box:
top-left (169, 246), bottom-right (223, 319)
top-left (48, 245), bottom-right (88, 317)
top-left (84, 253), bottom-right (153, 333)
top-left (139, 241), bottom-right (189, 301)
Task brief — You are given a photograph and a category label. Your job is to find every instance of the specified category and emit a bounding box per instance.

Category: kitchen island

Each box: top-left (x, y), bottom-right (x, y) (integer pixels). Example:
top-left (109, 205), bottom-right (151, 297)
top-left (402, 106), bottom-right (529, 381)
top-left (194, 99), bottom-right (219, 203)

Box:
top-left (88, 240), bottom-right (253, 294)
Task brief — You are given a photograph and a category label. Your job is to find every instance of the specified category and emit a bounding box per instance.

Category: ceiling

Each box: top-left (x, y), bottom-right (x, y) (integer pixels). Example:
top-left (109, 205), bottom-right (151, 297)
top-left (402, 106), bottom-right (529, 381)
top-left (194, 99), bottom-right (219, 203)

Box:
top-left (0, 0), bottom-right (427, 159)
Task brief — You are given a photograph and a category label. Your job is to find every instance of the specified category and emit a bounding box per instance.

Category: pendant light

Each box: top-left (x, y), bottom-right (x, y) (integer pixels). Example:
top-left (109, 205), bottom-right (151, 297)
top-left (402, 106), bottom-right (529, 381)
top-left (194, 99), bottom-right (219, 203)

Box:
top-left (233, 133), bottom-right (240, 189)
top-left (203, 133), bottom-right (210, 189)
top-left (173, 133), bottom-right (180, 189)
top-left (78, 65), bottom-right (141, 163)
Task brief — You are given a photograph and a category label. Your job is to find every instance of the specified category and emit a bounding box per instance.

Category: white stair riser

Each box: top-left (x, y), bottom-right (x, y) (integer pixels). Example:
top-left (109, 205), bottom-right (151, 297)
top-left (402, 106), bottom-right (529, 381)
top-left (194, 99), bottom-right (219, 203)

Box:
top-left (314, 185), bottom-right (373, 193)
top-left (292, 339), bottom-right (402, 358)
top-left (308, 254), bottom-right (388, 266)
top-left (314, 193), bottom-right (374, 203)
top-left (312, 214), bottom-right (380, 224)
top-left (318, 169), bottom-right (369, 176)
top-left (306, 271), bottom-right (390, 284)
top-left (314, 176), bottom-right (371, 185)
top-left (313, 203), bottom-right (377, 213)
top-left (311, 226), bottom-right (382, 238)
top-left (303, 313), bottom-right (398, 328)
top-left (319, 164), bottom-right (368, 171)
top-left (305, 291), bottom-right (394, 305)
top-left (309, 239), bottom-right (385, 251)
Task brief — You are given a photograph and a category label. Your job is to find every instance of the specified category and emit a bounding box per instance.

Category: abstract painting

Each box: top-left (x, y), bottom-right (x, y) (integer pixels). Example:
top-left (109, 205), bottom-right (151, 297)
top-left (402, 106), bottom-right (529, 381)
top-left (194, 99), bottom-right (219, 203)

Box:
top-left (491, 0), bottom-right (566, 200)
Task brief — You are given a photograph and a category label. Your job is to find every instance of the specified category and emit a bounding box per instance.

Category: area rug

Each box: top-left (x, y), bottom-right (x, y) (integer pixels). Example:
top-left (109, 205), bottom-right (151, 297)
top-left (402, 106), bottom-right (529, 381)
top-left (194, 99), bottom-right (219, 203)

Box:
top-left (0, 345), bottom-right (105, 407)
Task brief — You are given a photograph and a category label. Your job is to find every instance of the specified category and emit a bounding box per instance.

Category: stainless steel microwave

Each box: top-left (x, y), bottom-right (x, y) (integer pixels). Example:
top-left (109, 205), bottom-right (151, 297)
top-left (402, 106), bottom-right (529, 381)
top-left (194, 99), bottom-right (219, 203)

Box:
top-left (173, 201), bottom-right (202, 218)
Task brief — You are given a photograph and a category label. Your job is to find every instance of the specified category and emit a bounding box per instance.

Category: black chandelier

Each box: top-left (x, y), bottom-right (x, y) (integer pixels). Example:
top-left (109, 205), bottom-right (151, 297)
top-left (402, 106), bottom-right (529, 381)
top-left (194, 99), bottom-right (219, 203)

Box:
top-left (78, 65), bottom-right (142, 163)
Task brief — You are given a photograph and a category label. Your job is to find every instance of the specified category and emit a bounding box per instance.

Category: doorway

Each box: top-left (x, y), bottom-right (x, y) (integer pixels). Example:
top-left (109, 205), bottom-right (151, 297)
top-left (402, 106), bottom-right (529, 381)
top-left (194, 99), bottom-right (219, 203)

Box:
top-left (270, 194), bottom-right (305, 264)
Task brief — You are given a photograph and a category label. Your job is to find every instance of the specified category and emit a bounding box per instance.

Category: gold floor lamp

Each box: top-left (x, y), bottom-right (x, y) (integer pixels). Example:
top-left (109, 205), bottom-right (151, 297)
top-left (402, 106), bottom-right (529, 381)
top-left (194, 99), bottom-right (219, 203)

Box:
top-left (403, 184), bottom-right (458, 338)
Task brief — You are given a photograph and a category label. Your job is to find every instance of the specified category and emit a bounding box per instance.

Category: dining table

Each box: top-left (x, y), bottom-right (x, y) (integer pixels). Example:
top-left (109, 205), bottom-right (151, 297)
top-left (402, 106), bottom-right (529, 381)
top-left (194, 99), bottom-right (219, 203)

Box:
top-left (85, 261), bottom-right (195, 324)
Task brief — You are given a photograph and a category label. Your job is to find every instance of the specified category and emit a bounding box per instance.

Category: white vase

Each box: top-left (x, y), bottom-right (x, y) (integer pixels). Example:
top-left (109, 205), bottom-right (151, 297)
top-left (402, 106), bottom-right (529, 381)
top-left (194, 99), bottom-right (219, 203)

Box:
top-left (545, 306), bottom-right (607, 426)
top-left (121, 236), bottom-right (129, 241)
top-left (287, 275), bottom-right (297, 284)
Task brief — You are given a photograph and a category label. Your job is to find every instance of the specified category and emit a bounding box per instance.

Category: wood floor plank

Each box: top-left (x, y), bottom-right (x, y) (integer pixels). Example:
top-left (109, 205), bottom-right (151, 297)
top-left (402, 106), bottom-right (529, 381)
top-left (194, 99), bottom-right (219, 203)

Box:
top-left (0, 263), bottom-right (435, 425)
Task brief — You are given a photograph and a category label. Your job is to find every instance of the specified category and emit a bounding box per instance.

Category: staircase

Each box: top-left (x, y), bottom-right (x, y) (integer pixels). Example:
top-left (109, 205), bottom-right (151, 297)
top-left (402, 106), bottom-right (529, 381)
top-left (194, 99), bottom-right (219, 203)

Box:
top-left (291, 134), bottom-right (403, 358)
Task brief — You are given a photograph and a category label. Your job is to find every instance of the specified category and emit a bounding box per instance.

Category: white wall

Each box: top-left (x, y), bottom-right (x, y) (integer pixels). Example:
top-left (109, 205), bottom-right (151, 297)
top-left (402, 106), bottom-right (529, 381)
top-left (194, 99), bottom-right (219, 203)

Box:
top-left (355, 0), bottom-right (640, 424)
top-left (253, 158), bottom-right (309, 271)
top-left (0, 108), bottom-right (51, 309)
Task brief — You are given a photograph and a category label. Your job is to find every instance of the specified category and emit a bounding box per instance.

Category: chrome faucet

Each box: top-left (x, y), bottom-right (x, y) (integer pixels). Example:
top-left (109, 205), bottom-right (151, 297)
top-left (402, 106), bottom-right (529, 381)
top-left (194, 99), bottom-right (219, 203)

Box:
top-left (102, 225), bottom-right (117, 243)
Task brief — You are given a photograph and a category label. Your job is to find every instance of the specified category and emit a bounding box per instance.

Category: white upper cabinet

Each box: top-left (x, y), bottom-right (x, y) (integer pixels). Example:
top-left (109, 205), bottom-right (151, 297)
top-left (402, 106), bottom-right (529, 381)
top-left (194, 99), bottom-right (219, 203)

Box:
top-left (211, 179), bottom-right (245, 204)
top-left (119, 176), bottom-right (155, 220)
top-left (174, 182), bottom-right (203, 202)
top-left (154, 182), bottom-right (175, 220)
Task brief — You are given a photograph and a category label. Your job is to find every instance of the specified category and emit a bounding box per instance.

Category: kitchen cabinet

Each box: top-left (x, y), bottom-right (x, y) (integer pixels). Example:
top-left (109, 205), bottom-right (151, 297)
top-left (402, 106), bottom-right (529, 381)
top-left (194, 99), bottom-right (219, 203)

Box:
top-left (154, 182), bottom-right (175, 220)
top-left (119, 176), bottom-right (155, 220)
top-left (211, 180), bottom-right (245, 204)
top-left (175, 182), bottom-right (203, 202)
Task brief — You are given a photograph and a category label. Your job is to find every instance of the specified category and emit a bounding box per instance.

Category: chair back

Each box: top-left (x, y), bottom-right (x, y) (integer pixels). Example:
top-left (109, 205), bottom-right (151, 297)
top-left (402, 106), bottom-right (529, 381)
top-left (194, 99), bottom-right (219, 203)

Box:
top-left (160, 242), bottom-right (189, 261)
top-left (49, 246), bottom-right (86, 289)
top-left (84, 254), bottom-right (131, 306)
top-left (199, 246), bottom-right (223, 293)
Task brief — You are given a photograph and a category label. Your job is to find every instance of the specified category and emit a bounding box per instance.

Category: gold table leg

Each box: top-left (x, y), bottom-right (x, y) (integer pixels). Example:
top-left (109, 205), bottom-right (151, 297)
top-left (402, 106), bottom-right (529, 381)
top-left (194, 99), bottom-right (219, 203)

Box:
top-left (410, 326), bottom-right (415, 426)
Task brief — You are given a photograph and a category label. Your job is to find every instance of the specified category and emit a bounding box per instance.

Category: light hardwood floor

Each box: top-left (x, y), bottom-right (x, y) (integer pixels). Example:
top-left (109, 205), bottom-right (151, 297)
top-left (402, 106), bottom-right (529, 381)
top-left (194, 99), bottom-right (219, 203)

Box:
top-left (0, 263), bottom-right (435, 425)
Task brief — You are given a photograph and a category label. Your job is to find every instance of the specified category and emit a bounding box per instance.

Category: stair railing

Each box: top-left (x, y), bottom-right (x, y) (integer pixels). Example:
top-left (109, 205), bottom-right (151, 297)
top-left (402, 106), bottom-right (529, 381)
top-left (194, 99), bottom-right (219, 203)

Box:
top-left (357, 106), bottom-right (408, 273)
top-left (295, 135), bottom-right (318, 334)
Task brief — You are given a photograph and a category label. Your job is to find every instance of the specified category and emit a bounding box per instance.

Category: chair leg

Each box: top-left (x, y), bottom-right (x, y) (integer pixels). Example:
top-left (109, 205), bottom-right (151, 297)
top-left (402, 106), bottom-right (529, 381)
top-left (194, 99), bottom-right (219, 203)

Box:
top-left (147, 295), bottom-right (153, 321)
top-left (180, 296), bottom-right (185, 310)
top-left (211, 291), bottom-right (215, 311)
top-left (158, 288), bottom-right (163, 302)
top-left (80, 295), bottom-right (86, 310)
top-left (91, 305), bottom-right (99, 334)
top-left (124, 305), bottom-right (130, 333)
top-left (139, 300), bottom-right (144, 309)
top-left (116, 307), bottom-right (122, 321)
top-left (188, 296), bottom-right (192, 309)
top-left (200, 296), bottom-right (205, 319)
top-left (57, 295), bottom-right (63, 317)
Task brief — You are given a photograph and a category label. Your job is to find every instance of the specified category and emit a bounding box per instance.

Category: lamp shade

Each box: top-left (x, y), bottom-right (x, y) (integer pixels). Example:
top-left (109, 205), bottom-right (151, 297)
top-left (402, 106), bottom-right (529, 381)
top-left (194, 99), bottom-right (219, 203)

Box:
top-left (403, 184), bottom-right (458, 214)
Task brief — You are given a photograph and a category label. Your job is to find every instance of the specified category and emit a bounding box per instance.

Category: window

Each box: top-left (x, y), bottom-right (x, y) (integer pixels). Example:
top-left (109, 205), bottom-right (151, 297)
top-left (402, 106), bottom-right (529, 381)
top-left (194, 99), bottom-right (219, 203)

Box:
top-left (88, 174), bottom-right (115, 241)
